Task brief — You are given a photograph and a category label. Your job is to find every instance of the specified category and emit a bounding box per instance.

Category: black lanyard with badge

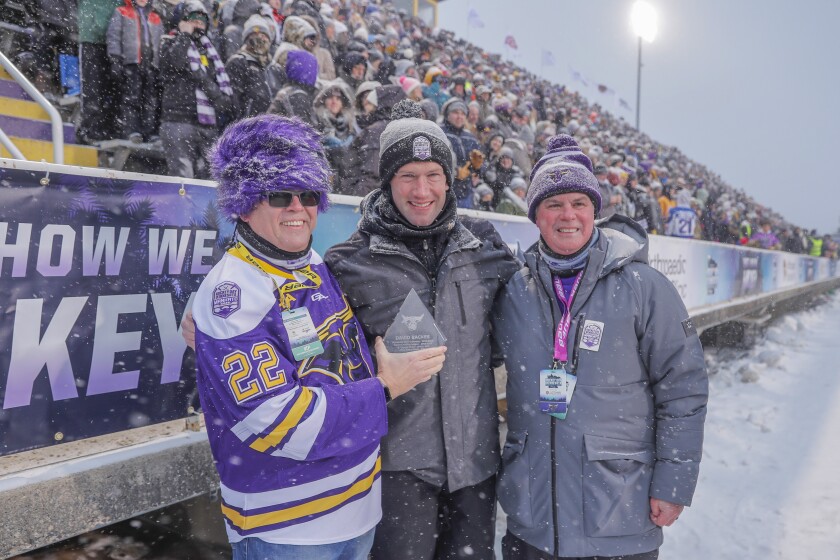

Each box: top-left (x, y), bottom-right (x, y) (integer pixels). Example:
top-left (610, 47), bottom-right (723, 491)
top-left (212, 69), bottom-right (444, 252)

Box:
top-left (540, 272), bottom-right (583, 420)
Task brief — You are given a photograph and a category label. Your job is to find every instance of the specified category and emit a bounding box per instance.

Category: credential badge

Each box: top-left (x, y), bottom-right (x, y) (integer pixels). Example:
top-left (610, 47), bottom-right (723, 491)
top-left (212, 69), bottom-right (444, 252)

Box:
top-left (580, 320), bottom-right (605, 352)
top-left (413, 136), bottom-right (432, 160)
top-left (212, 281), bottom-right (241, 318)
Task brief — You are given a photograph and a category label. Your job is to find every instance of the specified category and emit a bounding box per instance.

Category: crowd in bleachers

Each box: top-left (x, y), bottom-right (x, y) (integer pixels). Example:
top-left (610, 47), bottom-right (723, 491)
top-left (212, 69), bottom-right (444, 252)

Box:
top-left (7, 0), bottom-right (839, 257)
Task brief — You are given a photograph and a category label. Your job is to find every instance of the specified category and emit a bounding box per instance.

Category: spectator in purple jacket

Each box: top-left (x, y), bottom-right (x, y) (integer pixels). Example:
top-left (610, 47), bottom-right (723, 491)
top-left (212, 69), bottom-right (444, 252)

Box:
top-left (750, 220), bottom-right (782, 250)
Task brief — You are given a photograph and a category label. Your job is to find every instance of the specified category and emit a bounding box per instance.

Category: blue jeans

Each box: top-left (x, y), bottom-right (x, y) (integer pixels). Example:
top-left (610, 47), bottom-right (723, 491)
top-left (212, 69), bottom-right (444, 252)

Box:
top-left (231, 527), bottom-right (375, 560)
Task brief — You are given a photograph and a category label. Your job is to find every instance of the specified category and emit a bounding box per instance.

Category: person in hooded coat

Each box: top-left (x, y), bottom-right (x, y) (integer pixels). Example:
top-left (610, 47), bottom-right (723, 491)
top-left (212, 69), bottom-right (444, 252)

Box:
top-left (341, 84), bottom-right (406, 196)
top-left (313, 78), bottom-right (357, 190)
top-left (225, 14), bottom-right (274, 120)
top-left (493, 135), bottom-right (707, 560)
top-left (267, 49), bottom-right (318, 126)
top-left (484, 146), bottom-right (525, 208)
top-left (268, 14), bottom-right (317, 86)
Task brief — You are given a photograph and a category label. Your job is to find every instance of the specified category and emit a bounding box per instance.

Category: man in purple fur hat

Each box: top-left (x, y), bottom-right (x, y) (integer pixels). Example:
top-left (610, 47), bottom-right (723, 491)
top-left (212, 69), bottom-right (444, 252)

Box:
top-left (190, 114), bottom-right (446, 559)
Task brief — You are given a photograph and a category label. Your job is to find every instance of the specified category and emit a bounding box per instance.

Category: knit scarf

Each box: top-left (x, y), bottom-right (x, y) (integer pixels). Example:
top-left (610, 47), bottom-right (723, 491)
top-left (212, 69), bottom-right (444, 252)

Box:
top-left (539, 229), bottom-right (600, 274)
top-left (235, 221), bottom-right (313, 270)
top-left (359, 188), bottom-right (458, 275)
top-left (359, 188), bottom-right (457, 241)
top-left (187, 34), bottom-right (233, 125)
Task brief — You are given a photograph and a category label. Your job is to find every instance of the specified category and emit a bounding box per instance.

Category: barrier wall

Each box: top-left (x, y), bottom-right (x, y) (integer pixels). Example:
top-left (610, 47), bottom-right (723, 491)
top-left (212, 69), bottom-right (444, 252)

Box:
top-left (1, 159), bottom-right (836, 457)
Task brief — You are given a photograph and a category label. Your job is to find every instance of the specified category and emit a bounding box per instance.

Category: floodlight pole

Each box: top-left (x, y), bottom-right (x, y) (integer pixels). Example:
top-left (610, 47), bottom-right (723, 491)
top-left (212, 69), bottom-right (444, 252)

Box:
top-left (636, 36), bottom-right (642, 130)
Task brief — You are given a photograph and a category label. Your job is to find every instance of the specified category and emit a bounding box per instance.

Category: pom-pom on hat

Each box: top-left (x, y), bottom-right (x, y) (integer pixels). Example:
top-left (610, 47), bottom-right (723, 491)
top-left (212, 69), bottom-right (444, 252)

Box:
top-left (526, 134), bottom-right (602, 223)
top-left (378, 99), bottom-right (454, 189)
top-left (210, 115), bottom-right (332, 220)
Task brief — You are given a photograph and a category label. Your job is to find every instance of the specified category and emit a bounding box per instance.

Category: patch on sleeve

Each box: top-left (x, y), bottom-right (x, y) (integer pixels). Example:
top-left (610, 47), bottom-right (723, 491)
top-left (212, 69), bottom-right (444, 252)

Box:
top-left (212, 281), bottom-right (241, 318)
top-left (682, 318), bottom-right (697, 338)
top-left (579, 320), bottom-right (605, 352)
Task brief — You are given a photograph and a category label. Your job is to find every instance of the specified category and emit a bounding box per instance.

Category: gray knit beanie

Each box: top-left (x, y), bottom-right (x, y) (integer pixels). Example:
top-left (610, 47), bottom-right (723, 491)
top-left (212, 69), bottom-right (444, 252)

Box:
top-left (379, 99), bottom-right (455, 189)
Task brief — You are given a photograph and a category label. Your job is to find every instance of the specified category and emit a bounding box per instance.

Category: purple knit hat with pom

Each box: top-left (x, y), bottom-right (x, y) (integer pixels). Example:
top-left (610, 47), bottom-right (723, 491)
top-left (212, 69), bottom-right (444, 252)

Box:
top-left (526, 134), bottom-right (602, 222)
top-left (209, 114), bottom-right (332, 220)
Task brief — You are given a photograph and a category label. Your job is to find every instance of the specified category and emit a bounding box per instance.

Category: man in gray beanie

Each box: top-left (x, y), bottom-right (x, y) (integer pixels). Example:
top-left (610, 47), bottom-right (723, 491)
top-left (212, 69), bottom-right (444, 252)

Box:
top-left (326, 99), bottom-right (519, 560)
top-left (493, 135), bottom-right (708, 559)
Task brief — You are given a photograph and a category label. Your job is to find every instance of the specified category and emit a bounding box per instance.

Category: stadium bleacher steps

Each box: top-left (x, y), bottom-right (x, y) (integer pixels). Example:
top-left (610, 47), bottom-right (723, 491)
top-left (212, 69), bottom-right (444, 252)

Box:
top-left (0, 65), bottom-right (97, 166)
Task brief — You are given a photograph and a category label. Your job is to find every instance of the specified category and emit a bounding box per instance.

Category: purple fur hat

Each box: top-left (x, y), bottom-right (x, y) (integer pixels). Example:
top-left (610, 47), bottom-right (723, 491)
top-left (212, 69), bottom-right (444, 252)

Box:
top-left (209, 115), bottom-right (332, 220)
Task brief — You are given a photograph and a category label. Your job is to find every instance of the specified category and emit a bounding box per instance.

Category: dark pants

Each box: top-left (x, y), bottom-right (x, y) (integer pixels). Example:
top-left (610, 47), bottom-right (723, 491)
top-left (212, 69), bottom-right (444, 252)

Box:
top-left (501, 531), bottom-right (659, 560)
top-left (120, 63), bottom-right (159, 139)
top-left (79, 43), bottom-right (119, 142)
top-left (160, 121), bottom-right (218, 179)
top-left (371, 472), bottom-right (496, 560)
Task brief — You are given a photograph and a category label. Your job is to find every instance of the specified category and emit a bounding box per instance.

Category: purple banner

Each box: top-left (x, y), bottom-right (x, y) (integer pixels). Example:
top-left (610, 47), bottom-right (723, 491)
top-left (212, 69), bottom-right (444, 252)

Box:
top-left (0, 166), bottom-right (234, 456)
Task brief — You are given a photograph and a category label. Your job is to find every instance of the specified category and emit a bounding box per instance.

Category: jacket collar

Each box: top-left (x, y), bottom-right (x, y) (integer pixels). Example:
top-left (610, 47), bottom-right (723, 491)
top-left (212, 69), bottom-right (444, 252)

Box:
top-left (368, 220), bottom-right (480, 265)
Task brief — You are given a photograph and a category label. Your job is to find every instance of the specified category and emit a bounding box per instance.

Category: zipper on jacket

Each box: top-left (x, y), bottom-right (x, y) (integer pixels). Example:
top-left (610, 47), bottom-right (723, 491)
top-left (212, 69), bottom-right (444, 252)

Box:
top-left (454, 281), bottom-right (467, 325)
top-left (570, 313), bottom-right (586, 374)
top-left (550, 416), bottom-right (560, 559)
top-left (429, 276), bottom-right (437, 314)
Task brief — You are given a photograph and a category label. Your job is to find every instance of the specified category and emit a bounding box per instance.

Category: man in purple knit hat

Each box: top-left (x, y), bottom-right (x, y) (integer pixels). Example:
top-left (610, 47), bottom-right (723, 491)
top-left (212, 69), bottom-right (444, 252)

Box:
top-left (493, 135), bottom-right (708, 560)
top-left (190, 115), bottom-right (446, 559)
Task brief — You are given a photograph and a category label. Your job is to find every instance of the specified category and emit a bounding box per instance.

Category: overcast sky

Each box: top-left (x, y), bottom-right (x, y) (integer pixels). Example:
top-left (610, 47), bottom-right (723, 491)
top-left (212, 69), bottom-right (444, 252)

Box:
top-left (438, 0), bottom-right (840, 234)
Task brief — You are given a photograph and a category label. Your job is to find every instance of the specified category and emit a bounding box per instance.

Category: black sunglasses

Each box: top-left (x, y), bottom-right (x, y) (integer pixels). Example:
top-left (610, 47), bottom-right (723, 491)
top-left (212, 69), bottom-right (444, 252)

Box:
top-left (267, 191), bottom-right (321, 208)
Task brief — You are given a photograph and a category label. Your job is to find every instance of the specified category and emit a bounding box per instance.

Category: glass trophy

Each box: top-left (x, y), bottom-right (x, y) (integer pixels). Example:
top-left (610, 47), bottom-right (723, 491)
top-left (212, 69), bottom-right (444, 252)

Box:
top-left (383, 288), bottom-right (447, 353)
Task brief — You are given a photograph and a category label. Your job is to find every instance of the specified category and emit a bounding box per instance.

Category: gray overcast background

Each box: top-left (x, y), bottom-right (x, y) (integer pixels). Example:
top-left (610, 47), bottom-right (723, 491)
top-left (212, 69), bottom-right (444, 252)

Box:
top-left (438, 0), bottom-right (840, 234)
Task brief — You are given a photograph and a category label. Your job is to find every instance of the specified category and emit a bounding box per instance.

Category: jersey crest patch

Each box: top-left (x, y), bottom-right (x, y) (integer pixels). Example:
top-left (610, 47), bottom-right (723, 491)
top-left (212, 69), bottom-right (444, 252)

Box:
top-left (213, 281), bottom-right (241, 318)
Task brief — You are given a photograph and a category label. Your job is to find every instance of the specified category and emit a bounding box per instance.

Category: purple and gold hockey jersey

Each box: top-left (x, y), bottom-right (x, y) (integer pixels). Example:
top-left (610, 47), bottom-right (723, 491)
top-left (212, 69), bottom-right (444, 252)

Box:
top-left (193, 245), bottom-right (387, 545)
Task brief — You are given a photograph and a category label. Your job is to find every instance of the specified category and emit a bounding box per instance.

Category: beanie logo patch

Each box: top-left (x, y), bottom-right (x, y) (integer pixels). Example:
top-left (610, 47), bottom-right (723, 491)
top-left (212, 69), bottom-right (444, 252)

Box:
top-left (551, 168), bottom-right (571, 183)
top-left (413, 136), bottom-right (432, 160)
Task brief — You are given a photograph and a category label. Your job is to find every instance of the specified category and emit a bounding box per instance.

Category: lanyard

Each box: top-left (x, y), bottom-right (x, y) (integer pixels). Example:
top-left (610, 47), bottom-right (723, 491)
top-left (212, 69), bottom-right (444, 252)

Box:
top-left (552, 272), bottom-right (582, 366)
top-left (228, 242), bottom-right (322, 310)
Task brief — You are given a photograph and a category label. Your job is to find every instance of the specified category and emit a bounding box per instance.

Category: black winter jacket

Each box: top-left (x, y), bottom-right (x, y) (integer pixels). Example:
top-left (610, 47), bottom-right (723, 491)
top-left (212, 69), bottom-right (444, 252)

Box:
top-left (225, 51), bottom-right (272, 120)
top-left (442, 121), bottom-right (482, 200)
top-left (326, 195), bottom-right (519, 491)
top-left (341, 85), bottom-right (406, 196)
top-left (159, 32), bottom-right (234, 125)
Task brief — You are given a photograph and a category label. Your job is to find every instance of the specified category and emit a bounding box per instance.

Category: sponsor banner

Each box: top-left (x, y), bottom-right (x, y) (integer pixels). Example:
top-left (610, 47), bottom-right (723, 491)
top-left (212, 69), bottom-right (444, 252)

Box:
top-left (0, 166), bottom-right (233, 455)
top-left (0, 161), bottom-right (836, 456)
top-left (647, 237), bottom-right (837, 309)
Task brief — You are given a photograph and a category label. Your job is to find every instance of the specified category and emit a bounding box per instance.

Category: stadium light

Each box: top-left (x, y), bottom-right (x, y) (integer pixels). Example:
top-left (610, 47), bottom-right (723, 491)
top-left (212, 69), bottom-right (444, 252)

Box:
top-left (631, 1), bottom-right (658, 130)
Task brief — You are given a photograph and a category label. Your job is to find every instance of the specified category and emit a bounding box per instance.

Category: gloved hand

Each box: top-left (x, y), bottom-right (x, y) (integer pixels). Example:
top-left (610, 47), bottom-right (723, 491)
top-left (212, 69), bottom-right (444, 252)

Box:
top-left (323, 135), bottom-right (343, 148)
top-left (456, 160), bottom-right (472, 181)
top-left (469, 149), bottom-right (485, 170)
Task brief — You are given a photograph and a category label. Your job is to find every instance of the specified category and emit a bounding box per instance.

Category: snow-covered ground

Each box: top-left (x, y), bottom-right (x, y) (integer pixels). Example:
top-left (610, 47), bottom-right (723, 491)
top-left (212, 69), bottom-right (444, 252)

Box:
top-left (661, 291), bottom-right (840, 559)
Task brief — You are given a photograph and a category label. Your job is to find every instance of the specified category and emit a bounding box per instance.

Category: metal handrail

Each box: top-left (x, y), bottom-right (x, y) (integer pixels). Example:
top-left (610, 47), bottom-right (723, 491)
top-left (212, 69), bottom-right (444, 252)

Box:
top-left (0, 49), bottom-right (63, 164)
top-left (0, 125), bottom-right (26, 159)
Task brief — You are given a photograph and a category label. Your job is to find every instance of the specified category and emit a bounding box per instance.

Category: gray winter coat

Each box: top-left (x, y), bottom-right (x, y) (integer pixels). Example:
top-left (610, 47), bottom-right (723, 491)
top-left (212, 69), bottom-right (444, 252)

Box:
top-left (325, 203), bottom-right (518, 491)
top-left (106, 0), bottom-right (163, 67)
top-left (493, 215), bottom-right (708, 557)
